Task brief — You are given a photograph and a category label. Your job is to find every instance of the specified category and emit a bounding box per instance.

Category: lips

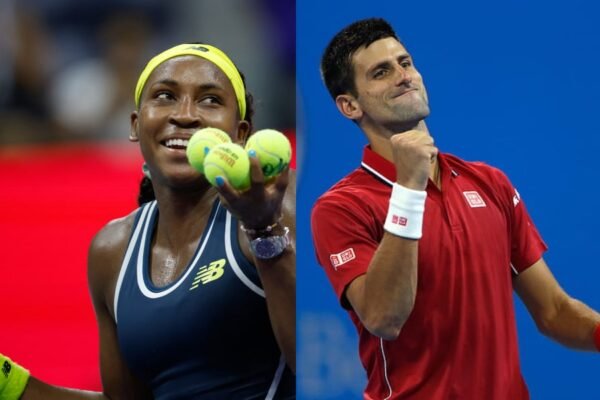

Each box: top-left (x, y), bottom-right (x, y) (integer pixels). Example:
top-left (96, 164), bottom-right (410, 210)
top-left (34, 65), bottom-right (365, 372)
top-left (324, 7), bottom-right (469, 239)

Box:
top-left (392, 88), bottom-right (418, 98)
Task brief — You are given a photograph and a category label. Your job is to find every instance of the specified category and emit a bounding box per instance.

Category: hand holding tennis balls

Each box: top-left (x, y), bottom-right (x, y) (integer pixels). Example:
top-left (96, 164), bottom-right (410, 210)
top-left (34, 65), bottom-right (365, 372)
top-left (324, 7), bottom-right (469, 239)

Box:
top-left (194, 128), bottom-right (292, 191)
top-left (186, 127), bottom-right (231, 174)
top-left (245, 129), bottom-right (291, 180)
top-left (204, 131), bottom-right (291, 236)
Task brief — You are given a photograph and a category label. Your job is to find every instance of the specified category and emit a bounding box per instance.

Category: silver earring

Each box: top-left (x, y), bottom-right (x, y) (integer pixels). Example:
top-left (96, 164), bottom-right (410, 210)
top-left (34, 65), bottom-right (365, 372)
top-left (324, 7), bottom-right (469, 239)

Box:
top-left (142, 163), bottom-right (152, 180)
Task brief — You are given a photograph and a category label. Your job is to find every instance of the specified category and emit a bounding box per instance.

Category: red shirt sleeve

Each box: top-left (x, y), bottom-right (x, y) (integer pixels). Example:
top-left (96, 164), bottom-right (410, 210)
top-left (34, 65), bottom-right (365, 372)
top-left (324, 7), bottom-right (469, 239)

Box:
top-left (311, 193), bottom-right (380, 307)
top-left (492, 168), bottom-right (548, 273)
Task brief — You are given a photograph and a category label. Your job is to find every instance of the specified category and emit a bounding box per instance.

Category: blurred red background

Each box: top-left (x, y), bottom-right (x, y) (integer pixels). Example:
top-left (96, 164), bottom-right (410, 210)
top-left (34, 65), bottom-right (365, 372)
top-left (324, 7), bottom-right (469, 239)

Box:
top-left (0, 142), bottom-right (144, 389)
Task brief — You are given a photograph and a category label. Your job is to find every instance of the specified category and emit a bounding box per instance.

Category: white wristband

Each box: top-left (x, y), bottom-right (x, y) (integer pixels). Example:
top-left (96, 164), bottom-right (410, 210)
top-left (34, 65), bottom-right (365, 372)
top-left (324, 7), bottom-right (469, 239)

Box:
top-left (383, 183), bottom-right (427, 239)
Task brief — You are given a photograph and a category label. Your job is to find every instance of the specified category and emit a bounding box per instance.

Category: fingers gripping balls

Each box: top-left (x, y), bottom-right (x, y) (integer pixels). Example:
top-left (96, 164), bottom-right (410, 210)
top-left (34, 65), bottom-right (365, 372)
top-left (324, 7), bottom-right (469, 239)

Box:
top-left (186, 127), bottom-right (232, 174)
top-left (245, 129), bottom-right (292, 179)
top-left (186, 127), bottom-right (291, 190)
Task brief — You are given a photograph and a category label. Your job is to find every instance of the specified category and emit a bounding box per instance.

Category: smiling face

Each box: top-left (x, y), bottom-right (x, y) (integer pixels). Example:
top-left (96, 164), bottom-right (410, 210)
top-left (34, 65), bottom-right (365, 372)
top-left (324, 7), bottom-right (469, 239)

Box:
top-left (130, 56), bottom-right (249, 187)
top-left (338, 37), bottom-right (430, 135)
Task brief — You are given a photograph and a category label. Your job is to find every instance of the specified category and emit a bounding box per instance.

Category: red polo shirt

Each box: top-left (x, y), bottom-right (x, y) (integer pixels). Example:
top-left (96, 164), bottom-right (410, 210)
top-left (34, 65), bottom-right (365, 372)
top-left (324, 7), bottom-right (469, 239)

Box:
top-left (311, 146), bottom-right (547, 400)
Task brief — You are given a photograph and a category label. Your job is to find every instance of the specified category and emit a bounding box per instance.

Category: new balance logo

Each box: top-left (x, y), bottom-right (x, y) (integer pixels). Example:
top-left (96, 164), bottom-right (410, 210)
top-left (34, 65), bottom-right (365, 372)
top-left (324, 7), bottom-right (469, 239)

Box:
top-left (2, 361), bottom-right (11, 378)
top-left (330, 248), bottom-right (356, 270)
top-left (190, 259), bottom-right (226, 290)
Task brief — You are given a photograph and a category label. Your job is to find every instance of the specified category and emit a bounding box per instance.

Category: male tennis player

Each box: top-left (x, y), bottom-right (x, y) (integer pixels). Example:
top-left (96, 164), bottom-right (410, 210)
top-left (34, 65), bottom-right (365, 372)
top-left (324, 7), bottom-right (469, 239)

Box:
top-left (311, 17), bottom-right (600, 399)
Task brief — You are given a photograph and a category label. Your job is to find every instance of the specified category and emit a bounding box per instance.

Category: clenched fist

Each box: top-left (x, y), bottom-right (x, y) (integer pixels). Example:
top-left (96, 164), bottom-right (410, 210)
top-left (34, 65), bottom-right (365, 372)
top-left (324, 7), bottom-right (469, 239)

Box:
top-left (390, 130), bottom-right (438, 191)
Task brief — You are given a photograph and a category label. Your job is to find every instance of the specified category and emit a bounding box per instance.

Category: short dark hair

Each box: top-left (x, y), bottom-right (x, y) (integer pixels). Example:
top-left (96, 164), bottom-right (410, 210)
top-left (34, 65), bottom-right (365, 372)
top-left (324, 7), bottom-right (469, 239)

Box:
top-left (320, 18), bottom-right (401, 99)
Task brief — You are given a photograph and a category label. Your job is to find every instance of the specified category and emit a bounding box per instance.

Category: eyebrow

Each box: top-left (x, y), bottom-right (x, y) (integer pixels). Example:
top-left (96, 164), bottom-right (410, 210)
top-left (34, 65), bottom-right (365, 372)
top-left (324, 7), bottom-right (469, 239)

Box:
top-left (366, 53), bottom-right (412, 75)
top-left (153, 78), bottom-right (177, 86)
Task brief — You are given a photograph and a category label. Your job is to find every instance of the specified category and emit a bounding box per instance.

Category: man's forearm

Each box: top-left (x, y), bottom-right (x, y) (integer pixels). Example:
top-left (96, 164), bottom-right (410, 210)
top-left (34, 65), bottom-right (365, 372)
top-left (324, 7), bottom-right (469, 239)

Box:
top-left (359, 233), bottom-right (419, 340)
top-left (542, 296), bottom-right (600, 351)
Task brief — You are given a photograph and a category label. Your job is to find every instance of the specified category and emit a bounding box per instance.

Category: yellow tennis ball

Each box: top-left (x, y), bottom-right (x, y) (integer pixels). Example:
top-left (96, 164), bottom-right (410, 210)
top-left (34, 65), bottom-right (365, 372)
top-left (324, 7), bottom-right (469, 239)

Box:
top-left (203, 143), bottom-right (251, 190)
top-left (245, 129), bottom-right (292, 179)
top-left (186, 127), bottom-right (232, 174)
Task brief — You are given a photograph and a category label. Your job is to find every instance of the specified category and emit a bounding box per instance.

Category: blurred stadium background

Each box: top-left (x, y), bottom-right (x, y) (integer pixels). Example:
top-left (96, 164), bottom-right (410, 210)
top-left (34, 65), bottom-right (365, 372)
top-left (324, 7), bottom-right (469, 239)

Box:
top-left (0, 0), bottom-right (294, 391)
top-left (297, 0), bottom-right (600, 399)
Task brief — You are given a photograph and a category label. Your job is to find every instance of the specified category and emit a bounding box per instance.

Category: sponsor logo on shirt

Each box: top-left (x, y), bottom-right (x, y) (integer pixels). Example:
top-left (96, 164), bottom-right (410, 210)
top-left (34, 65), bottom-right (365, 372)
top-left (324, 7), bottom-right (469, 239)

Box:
top-left (513, 189), bottom-right (521, 207)
top-left (330, 248), bottom-right (356, 269)
top-left (189, 258), bottom-right (226, 290)
top-left (463, 191), bottom-right (486, 208)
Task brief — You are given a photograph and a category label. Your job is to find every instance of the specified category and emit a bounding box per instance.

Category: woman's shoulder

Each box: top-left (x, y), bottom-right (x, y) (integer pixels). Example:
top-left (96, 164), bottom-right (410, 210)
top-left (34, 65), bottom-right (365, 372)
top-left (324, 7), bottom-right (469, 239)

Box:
top-left (90, 209), bottom-right (139, 260)
top-left (88, 208), bottom-right (140, 316)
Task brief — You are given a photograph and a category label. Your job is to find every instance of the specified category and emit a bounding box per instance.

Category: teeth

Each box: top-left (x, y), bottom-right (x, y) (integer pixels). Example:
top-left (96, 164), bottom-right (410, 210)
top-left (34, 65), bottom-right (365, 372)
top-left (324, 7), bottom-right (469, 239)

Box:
top-left (165, 138), bottom-right (189, 148)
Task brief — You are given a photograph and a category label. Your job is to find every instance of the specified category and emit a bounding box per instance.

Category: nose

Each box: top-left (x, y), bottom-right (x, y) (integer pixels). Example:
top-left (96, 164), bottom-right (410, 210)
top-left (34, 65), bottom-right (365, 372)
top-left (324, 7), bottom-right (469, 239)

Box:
top-left (168, 96), bottom-right (201, 128)
top-left (394, 64), bottom-right (412, 86)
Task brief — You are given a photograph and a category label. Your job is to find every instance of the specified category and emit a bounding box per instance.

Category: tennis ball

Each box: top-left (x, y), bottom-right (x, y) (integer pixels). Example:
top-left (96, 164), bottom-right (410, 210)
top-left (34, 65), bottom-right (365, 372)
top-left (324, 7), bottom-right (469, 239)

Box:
top-left (245, 129), bottom-right (292, 179)
top-left (186, 127), bottom-right (231, 173)
top-left (203, 143), bottom-right (251, 190)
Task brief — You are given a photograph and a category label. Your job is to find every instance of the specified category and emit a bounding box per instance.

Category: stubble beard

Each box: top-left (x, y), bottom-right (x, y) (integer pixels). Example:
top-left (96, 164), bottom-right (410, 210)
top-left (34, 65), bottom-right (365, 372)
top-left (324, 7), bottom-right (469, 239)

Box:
top-left (383, 98), bottom-right (431, 133)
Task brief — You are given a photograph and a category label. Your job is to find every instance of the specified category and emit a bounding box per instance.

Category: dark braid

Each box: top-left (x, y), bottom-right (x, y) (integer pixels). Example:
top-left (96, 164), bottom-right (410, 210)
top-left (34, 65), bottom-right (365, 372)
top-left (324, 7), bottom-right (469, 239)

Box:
top-left (137, 176), bottom-right (155, 205)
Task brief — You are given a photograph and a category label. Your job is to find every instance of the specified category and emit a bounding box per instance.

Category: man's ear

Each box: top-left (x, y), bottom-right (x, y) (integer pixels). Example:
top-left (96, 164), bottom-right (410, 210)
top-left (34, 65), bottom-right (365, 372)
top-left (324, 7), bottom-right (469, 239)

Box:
top-left (130, 111), bottom-right (139, 142)
top-left (335, 94), bottom-right (363, 121)
top-left (236, 120), bottom-right (251, 145)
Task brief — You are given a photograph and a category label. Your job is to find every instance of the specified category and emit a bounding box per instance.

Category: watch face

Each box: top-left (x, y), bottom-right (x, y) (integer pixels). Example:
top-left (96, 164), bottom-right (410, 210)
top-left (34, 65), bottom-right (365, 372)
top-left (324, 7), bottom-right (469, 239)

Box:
top-left (255, 238), bottom-right (279, 258)
top-left (250, 227), bottom-right (289, 259)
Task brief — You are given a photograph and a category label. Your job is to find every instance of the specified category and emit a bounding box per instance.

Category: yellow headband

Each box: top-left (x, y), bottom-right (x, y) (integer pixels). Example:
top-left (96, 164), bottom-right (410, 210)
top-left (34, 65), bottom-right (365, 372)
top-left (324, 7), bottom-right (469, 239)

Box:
top-left (134, 43), bottom-right (246, 119)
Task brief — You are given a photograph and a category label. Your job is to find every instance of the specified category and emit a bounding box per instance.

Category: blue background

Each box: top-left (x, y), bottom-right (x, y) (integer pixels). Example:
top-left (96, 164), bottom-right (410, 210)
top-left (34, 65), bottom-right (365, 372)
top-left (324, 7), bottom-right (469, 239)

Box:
top-left (296, 1), bottom-right (600, 398)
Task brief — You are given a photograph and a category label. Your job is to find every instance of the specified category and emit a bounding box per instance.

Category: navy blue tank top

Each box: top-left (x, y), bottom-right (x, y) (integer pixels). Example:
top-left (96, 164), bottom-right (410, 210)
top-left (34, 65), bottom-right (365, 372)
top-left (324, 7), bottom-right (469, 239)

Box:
top-left (114, 200), bottom-right (294, 399)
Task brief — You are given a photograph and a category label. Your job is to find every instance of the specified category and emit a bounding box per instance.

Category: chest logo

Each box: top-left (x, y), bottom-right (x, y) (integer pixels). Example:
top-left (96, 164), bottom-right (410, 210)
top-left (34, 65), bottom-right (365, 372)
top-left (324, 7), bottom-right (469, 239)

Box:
top-left (330, 248), bottom-right (356, 270)
top-left (189, 258), bottom-right (226, 290)
top-left (463, 191), bottom-right (487, 208)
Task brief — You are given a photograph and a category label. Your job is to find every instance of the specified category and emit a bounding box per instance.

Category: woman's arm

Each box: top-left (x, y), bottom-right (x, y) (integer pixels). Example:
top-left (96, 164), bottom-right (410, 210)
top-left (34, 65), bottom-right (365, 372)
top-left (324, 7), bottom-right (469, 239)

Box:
top-left (216, 159), bottom-right (296, 373)
top-left (14, 218), bottom-right (154, 400)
